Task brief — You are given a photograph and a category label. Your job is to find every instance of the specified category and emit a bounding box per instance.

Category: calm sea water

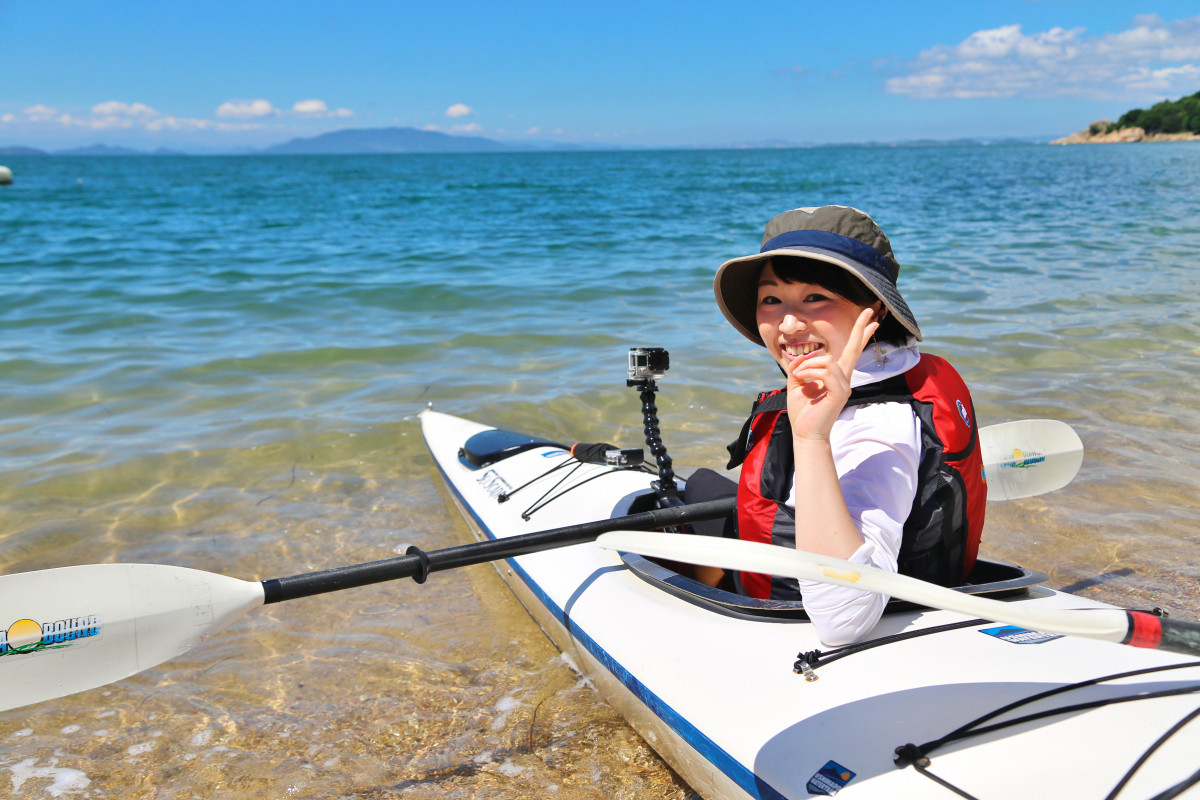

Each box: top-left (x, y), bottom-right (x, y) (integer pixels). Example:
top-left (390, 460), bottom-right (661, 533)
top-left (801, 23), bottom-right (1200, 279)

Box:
top-left (2, 145), bottom-right (1199, 798)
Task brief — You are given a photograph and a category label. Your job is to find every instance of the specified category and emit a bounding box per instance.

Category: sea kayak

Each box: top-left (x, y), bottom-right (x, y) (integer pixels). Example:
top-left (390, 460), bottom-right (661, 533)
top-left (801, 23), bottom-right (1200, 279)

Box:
top-left (420, 408), bottom-right (1200, 799)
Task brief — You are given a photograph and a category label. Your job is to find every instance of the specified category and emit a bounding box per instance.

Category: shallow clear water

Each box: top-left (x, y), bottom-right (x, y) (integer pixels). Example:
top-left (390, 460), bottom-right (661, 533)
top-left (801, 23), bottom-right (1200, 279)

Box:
top-left (1, 145), bottom-right (1199, 797)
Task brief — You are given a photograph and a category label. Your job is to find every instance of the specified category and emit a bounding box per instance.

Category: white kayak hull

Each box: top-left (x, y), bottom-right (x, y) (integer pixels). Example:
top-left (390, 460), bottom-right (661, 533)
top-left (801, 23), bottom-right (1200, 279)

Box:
top-left (421, 409), bottom-right (1200, 799)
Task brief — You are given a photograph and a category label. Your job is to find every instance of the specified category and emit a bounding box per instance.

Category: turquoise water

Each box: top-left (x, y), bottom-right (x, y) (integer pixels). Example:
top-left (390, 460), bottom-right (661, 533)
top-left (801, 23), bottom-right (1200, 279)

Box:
top-left (2, 145), bottom-right (1199, 798)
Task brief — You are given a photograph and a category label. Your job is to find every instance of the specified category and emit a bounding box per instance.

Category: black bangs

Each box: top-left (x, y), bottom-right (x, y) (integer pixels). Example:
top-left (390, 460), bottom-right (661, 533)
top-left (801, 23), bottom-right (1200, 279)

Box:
top-left (764, 256), bottom-right (910, 345)
top-left (766, 256), bottom-right (877, 306)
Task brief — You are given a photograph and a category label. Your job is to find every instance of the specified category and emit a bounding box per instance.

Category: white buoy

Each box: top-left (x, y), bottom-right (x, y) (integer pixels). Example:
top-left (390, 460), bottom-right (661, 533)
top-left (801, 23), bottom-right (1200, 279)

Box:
top-left (0, 166), bottom-right (12, 185)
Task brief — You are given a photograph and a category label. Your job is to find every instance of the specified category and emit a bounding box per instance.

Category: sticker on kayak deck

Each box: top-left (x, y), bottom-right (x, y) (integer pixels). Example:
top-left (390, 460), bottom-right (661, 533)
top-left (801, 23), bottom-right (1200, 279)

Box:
top-left (980, 625), bottom-right (1063, 645)
top-left (477, 469), bottom-right (513, 500)
top-left (0, 615), bottom-right (102, 657)
top-left (806, 761), bottom-right (856, 796)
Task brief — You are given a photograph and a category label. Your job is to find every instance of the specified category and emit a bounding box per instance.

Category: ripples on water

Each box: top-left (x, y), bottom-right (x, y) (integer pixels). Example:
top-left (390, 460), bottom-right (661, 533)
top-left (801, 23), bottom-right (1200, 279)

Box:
top-left (1, 145), bottom-right (1199, 797)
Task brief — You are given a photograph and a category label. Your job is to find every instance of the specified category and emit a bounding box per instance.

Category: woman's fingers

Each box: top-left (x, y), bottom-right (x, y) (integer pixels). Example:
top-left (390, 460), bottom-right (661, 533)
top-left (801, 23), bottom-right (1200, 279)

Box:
top-left (790, 306), bottom-right (880, 408)
top-left (788, 353), bottom-right (841, 400)
top-left (786, 305), bottom-right (884, 440)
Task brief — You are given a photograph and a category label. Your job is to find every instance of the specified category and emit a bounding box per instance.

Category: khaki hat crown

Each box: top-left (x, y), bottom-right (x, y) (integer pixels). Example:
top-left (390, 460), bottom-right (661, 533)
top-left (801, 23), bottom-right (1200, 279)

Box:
top-left (713, 205), bottom-right (921, 345)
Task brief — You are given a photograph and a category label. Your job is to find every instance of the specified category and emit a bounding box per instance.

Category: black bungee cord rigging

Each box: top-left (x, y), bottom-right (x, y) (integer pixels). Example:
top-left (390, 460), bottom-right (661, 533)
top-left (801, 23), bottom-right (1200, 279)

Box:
top-left (487, 347), bottom-right (681, 519)
top-left (891, 657), bottom-right (1200, 800)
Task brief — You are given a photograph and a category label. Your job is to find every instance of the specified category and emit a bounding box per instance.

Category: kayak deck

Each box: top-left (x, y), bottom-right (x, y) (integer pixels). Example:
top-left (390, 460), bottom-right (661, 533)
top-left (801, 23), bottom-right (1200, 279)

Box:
top-left (421, 408), bottom-right (1200, 800)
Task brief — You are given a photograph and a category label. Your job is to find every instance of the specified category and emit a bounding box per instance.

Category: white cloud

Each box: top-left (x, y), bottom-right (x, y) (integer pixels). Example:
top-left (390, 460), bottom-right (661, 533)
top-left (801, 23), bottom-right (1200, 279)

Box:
top-left (216, 99), bottom-right (279, 119)
top-left (23, 104), bottom-right (60, 121)
top-left (10, 101), bottom-right (239, 135)
top-left (293, 98), bottom-right (329, 115)
top-left (445, 103), bottom-right (474, 118)
top-left (73, 101), bottom-right (166, 131)
top-left (887, 14), bottom-right (1200, 101)
top-left (92, 101), bottom-right (159, 117)
top-left (78, 115), bottom-right (136, 130)
top-left (292, 99), bottom-right (355, 118)
top-left (7, 96), bottom-right (357, 143)
top-left (145, 116), bottom-right (215, 132)
top-left (46, 112), bottom-right (144, 131)
top-left (451, 122), bottom-right (482, 133)
top-left (1120, 63), bottom-right (1200, 93)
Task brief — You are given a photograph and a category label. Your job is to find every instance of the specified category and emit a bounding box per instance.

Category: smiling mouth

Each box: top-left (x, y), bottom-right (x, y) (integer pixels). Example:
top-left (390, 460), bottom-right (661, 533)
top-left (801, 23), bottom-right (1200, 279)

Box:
top-left (783, 342), bottom-right (823, 358)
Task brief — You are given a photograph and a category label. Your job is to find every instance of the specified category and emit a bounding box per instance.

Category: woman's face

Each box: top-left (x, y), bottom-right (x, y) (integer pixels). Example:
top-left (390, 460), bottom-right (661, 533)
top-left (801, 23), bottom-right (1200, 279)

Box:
top-left (755, 262), bottom-right (880, 374)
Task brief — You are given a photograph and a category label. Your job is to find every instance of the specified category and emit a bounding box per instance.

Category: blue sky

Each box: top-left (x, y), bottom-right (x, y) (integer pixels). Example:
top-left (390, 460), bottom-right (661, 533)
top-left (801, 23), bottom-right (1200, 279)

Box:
top-left (3, 1), bottom-right (1200, 151)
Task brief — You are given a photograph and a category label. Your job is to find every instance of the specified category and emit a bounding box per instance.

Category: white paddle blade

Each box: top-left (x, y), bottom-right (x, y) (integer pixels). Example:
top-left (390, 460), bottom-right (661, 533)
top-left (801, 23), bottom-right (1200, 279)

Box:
top-left (598, 531), bottom-right (1130, 644)
top-left (0, 564), bottom-right (264, 712)
top-left (980, 419), bottom-right (1083, 501)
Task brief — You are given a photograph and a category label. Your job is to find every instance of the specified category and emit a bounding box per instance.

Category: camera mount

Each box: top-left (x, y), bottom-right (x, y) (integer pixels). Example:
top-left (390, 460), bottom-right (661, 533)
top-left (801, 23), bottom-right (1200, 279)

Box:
top-left (627, 347), bottom-right (679, 505)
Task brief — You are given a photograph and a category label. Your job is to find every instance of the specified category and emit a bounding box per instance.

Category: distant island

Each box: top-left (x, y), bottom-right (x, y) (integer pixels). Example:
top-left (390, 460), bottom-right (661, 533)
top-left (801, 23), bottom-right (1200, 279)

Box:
top-left (1053, 90), bottom-right (1200, 144)
top-left (0, 143), bottom-right (186, 156)
top-left (0, 145), bottom-right (48, 156)
top-left (0, 127), bottom-right (579, 157)
top-left (262, 126), bottom-right (514, 154)
top-left (1, 126), bottom-right (1058, 157)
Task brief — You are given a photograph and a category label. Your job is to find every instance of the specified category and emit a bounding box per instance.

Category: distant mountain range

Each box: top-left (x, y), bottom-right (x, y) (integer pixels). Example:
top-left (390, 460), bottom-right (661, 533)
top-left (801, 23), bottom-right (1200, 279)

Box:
top-left (262, 126), bottom-right (514, 154)
top-left (0, 145), bottom-right (49, 156)
top-left (0, 128), bottom-right (535, 157)
top-left (0, 127), bottom-right (1058, 157)
top-left (0, 143), bottom-right (186, 156)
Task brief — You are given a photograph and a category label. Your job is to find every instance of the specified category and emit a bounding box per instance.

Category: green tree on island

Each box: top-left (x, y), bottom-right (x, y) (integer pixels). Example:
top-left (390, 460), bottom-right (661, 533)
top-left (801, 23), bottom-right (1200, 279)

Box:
top-left (1111, 90), bottom-right (1200, 135)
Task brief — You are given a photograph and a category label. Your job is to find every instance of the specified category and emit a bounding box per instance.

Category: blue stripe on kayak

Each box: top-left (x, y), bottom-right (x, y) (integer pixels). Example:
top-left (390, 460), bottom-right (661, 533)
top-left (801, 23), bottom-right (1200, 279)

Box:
top-left (425, 446), bottom-right (788, 800)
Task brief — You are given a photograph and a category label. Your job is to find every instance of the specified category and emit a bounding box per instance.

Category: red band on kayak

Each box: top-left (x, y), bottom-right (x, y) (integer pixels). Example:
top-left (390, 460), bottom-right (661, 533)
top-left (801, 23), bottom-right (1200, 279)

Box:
top-left (1124, 611), bottom-right (1163, 649)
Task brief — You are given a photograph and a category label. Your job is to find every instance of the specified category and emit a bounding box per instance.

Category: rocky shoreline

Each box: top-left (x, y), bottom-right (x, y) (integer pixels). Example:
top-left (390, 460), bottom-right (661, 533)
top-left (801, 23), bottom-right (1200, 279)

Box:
top-left (1052, 120), bottom-right (1200, 144)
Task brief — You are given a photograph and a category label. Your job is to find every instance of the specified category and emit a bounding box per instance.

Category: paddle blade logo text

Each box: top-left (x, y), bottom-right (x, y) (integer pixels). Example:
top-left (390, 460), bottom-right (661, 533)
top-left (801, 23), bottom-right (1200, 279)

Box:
top-left (0, 616), bottom-right (101, 657)
top-left (1001, 448), bottom-right (1046, 469)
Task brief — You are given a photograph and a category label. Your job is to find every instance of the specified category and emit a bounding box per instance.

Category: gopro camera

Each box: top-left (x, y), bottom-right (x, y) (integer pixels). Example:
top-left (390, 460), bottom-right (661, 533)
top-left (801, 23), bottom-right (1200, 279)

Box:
top-left (627, 347), bottom-right (669, 387)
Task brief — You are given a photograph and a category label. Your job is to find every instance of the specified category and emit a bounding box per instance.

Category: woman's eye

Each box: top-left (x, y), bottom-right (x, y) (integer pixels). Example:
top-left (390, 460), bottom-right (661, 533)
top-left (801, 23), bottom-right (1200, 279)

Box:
top-left (804, 293), bottom-right (830, 303)
top-left (759, 295), bottom-right (780, 305)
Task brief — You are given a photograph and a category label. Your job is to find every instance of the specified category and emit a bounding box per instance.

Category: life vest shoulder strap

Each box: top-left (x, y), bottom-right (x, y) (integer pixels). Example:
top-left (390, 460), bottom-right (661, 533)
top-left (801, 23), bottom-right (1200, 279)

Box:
top-left (725, 388), bottom-right (786, 469)
top-left (751, 390), bottom-right (788, 415)
top-left (845, 354), bottom-right (978, 460)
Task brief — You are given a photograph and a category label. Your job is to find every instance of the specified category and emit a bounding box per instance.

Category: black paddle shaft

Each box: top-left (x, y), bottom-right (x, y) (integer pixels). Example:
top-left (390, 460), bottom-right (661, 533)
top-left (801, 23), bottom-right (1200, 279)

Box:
top-left (260, 497), bottom-right (735, 603)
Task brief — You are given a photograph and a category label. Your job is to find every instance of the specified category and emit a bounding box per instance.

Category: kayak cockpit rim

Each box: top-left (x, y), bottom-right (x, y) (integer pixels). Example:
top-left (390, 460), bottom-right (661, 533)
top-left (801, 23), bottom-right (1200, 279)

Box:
top-left (613, 490), bottom-right (1049, 624)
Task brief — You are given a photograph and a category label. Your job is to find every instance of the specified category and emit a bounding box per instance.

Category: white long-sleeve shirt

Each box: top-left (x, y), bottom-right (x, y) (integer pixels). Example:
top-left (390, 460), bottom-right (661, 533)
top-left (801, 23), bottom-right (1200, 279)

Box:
top-left (785, 340), bottom-right (923, 646)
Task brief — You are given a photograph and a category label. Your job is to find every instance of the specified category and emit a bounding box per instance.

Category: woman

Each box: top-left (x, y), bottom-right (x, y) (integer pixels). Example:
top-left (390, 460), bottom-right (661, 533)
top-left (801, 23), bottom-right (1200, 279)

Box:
top-left (694, 206), bottom-right (986, 645)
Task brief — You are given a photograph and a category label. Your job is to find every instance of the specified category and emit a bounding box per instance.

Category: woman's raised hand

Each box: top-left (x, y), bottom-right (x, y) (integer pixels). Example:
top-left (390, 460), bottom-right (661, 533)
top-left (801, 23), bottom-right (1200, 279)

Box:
top-left (785, 307), bottom-right (880, 441)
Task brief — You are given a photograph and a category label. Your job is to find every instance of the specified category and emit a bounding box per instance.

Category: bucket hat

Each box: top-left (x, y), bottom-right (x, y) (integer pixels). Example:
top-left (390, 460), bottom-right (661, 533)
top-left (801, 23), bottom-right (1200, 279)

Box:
top-left (714, 205), bottom-right (921, 345)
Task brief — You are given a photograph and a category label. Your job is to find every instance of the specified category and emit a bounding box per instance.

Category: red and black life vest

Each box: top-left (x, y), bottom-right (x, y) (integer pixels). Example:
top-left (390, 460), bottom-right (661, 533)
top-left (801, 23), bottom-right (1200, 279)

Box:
top-left (725, 353), bottom-right (986, 601)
